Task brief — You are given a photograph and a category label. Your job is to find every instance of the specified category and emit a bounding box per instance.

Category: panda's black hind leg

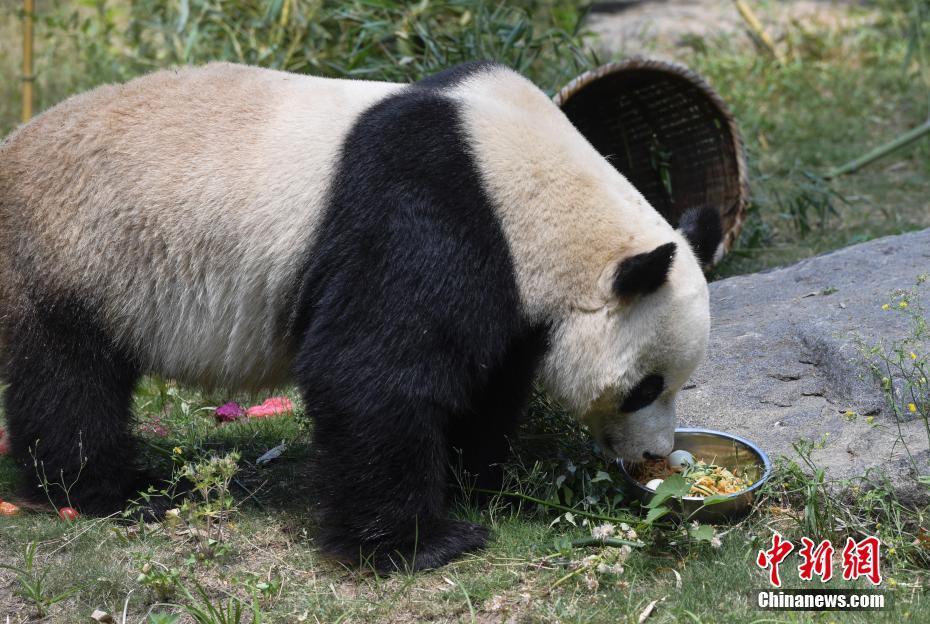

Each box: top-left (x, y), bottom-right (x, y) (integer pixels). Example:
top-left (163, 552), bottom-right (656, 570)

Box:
top-left (3, 302), bottom-right (146, 515)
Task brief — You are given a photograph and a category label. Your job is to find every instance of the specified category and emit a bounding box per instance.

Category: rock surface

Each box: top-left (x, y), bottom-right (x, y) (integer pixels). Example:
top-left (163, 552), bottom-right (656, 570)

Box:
top-left (678, 228), bottom-right (930, 500)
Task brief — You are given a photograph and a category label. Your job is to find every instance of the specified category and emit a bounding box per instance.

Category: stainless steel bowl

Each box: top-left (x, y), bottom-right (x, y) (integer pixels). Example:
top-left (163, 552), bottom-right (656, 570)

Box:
top-left (618, 428), bottom-right (772, 522)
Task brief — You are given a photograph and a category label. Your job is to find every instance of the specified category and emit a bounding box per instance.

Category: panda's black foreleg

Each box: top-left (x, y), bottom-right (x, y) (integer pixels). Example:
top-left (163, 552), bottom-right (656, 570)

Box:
top-left (449, 326), bottom-right (549, 498)
top-left (304, 390), bottom-right (489, 574)
top-left (3, 302), bottom-right (144, 515)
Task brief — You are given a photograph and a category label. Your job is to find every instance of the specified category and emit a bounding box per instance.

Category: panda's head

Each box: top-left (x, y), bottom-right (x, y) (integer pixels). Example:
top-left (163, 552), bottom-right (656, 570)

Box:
top-left (540, 207), bottom-right (721, 463)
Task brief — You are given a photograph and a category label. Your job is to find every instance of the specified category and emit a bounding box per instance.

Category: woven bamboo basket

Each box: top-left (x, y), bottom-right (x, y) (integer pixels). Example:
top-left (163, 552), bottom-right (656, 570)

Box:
top-left (554, 58), bottom-right (748, 267)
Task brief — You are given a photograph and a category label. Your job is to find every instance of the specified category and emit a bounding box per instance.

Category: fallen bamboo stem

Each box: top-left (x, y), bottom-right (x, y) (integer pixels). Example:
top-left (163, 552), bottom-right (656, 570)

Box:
top-left (733, 0), bottom-right (783, 62)
top-left (826, 119), bottom-right (930, 178)
top-left (473, 487), bottom-right (644, 526)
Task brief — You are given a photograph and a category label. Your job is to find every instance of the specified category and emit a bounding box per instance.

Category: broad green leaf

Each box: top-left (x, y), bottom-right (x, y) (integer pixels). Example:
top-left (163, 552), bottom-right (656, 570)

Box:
top-left (689, 523), bottom-right (715, 543)
top-left (644, 505), bottom-right (670, 525)
top-left (646, 473), bottom-right (690, 508)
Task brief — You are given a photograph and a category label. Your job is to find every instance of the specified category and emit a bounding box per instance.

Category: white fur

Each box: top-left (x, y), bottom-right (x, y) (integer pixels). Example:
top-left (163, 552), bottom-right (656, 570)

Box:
top-left (124, 72), bottom-right (402, 387)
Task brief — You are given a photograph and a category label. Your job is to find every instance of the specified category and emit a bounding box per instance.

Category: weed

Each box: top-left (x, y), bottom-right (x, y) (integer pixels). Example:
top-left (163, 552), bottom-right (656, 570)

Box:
top-left (136, 558), bottom-right (182, 601)
top-left (235, 569), bottom-right (283, 609)
top-left (177, 578), bottom-right (263, 624)
top-left (179, 451), bottom-right (241, 560)
top-left (28, 433), bottom-right (87, 510)
top-left (767, 442), bottom-right (930, 573)
top-left (0, 542), bottom-right (82, 618)
top-left (858, 274), bottom-right (930, 470)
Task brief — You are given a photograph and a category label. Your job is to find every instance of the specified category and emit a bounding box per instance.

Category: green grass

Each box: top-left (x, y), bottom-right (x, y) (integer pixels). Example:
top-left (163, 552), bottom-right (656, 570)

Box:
top-left (1, 379), bottom-right (928, 622)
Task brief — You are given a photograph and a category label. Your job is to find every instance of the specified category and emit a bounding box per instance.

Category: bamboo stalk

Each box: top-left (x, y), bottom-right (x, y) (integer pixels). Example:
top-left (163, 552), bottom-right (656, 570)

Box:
top-left (21, 0), bottom-right (34, 123)
top-left (826, 119), bottom-right (930, 178)
top-left (733, 0), bottom-right (783, 63)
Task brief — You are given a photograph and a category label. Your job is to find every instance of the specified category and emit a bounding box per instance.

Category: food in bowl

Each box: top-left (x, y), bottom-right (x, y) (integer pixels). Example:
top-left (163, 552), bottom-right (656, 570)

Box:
top-left (618, 429), bottom-right (772, 521)
top-left (632, 453), bottom-right (756, 497)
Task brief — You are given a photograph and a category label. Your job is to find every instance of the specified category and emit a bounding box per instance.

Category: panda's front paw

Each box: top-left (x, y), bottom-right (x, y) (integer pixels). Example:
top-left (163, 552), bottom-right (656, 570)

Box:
top-left (371, 520), bottom-right (491, 574)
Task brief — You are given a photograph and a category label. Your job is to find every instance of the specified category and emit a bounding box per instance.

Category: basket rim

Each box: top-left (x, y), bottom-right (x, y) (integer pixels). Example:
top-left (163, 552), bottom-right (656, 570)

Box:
top-left (553, 57), bottom-right (749, 266)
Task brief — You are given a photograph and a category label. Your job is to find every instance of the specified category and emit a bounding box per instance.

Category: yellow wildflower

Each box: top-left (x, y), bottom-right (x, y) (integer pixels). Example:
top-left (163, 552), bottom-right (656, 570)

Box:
top-left (866, 416), bottom-right (875, 425)
top-left (900, 301), bottom-right (908, 309)
top-left (881, 303), bottom-right (890, 311)
top-left (908, 403), bottom-right (917, 413)
top-left (173, 446), bottom-right (183, 455)
top-left (910, 352), bottom-right (918, 360)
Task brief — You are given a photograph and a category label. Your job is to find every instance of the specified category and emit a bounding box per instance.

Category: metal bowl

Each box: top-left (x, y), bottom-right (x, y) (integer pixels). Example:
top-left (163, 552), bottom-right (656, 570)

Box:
top-left (618, 428), bottom-right (772, 522)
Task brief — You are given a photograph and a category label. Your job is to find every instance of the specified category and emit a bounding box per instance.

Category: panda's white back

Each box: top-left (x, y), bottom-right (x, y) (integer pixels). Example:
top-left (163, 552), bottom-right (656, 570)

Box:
top-left (0, 63), bottom-right (402, 388)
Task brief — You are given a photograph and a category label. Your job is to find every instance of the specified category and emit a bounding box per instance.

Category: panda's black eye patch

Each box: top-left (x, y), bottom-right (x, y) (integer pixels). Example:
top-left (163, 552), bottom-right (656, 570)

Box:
top-left (618, 375), bottom-right (665, 412)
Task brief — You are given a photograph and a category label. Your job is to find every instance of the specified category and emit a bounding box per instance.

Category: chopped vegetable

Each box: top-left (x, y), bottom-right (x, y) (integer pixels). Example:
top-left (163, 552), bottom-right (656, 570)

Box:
top-left (58, 507), bottom-right (79, 522)
top-left (635, 456), bottom-right (754, 497)
top-left (0, 501), bottom-right (21, 516)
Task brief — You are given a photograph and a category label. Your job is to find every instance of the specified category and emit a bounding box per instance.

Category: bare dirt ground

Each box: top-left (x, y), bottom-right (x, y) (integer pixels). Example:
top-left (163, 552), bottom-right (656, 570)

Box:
top-left (587, 0), bottom-right (874, 58)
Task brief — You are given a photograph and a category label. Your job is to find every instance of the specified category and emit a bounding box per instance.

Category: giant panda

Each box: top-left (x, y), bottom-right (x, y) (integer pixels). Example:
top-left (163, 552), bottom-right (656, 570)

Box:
top-left (0, 61), bottom-right (720, 572)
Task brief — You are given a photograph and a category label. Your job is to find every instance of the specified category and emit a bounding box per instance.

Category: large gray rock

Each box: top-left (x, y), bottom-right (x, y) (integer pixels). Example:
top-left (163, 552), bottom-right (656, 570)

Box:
top-left (679, 228), bottom-right (930, 500)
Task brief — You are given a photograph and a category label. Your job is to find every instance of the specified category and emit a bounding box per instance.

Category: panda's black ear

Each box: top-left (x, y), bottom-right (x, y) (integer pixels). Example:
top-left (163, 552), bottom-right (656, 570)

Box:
top-left (678, 207), bottom-right (723, 267)
top-left (613, 242), bottom-right (677, 298)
